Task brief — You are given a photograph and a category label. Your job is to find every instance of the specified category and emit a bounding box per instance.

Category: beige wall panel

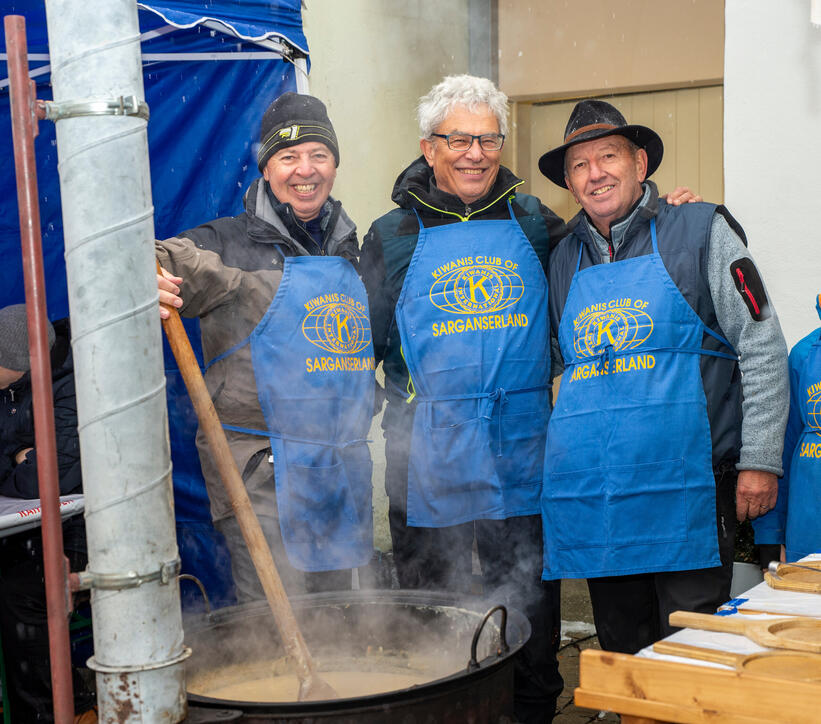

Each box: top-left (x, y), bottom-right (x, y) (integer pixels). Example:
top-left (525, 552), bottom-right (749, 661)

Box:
top-left (698, 87), bottom-right (724, 203)
top-left (498, 0), bottom-right (724, 101)
top-left (675, 89), bottom-right (702, 194)
top-left (524, 87), bottom-right (724, 226)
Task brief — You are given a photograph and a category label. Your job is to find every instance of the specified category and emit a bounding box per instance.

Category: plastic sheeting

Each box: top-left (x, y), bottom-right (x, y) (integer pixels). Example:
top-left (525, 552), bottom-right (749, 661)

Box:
top-left (0, 0), bottom-right (305, 610)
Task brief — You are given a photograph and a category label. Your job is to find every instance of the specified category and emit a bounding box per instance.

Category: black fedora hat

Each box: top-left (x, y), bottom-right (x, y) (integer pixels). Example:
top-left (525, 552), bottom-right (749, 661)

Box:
top-left (538, 99), bottom-right (663, 188)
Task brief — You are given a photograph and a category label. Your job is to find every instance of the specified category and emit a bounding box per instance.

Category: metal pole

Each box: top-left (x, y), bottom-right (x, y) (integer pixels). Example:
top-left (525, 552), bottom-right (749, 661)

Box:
top-left (42, 0), bottom-right (188, 720)
top-left (4, 14), bottom-right (74, 724)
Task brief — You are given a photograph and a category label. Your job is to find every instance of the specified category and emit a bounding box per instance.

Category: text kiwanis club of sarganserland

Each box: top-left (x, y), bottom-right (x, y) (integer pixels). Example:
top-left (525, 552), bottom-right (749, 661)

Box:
top-left (301, 291), bottom-right (375, 373)
top-left (426, 255), bottom-right (530, 337)
top-left (568, 297), bottom-right (657, 382)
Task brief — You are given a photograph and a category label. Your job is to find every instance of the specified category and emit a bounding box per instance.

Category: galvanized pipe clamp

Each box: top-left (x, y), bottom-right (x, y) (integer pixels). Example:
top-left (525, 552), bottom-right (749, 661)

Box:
top-left (38, 94), bottom-right (149, 121)
top-left (72, 557), bottom-right (180, 591)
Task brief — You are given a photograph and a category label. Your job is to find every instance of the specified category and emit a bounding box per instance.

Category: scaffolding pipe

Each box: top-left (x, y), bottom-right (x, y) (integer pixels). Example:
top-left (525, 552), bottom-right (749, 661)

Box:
top-left (42, 0), bottom-right (188, 720)
top-left (5, 15), bottom-right (74, 723)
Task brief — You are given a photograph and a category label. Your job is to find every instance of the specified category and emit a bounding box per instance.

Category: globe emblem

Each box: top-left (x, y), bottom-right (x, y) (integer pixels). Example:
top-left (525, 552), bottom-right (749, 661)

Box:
top-left (429, 264), bottom-right (524, 314)
top-left (573, 306), bottom-right (654, 358)
top-left (302, 301), bottom-right (372, 354)
top-left (809, 387), bottom-right (821, 434)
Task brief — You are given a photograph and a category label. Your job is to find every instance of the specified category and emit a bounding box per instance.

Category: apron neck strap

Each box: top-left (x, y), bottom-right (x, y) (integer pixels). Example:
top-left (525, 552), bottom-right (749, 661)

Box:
top-left (412, 197), bottom-right (516, 229)
top-left (505, 197), bottom-right (516, 222)
top-left (650, 217), bottom-right (659, 254)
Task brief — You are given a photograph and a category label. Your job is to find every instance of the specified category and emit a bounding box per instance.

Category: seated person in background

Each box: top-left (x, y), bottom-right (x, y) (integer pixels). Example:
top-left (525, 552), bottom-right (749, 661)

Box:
top-left (0, 304), bottom-right (95, 723)
top-left (755, 293), bottom-right (821, 562)
top-left (157, 93), bottom-right (375, 601)
top-left (539, 99), bottom-right (789, 654)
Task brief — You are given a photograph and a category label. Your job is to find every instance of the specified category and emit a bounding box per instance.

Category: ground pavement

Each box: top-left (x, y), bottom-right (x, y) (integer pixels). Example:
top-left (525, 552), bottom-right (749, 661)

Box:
top-left (555, 578), bottom-right (619, 723)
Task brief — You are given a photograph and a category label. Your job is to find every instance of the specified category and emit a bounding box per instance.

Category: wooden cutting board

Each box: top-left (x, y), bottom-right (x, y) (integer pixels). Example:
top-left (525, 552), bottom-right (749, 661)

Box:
top-left (765, 562), bottom-right (821, 594)
top-left (653, 640), bottom-right (821, 681)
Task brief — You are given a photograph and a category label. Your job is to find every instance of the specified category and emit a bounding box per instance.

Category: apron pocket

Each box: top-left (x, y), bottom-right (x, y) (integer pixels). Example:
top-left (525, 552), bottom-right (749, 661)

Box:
top-left (606, 458), bottom-right (688, 546)
top-left (495, 410), bottom-right (548, 488)
top-left (284, 462), bottom-right (359, 542)
top-left (407, 405), bottom-right (501, 525)
top-left (545, 466), bottom-right (607, 550)
top-left (416, 415), bottom-right (497, 498)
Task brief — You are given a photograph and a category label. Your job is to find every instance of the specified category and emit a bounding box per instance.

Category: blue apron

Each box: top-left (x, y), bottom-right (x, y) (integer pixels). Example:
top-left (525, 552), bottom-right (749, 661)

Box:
top-left (542, 219), bottom-right (737, 579)
top-left (785, 299), bottom-right (821, 560)
top-left (395, 201), bottom-right (549, 527)
top-left (214, 255), bottom-right (375, 572)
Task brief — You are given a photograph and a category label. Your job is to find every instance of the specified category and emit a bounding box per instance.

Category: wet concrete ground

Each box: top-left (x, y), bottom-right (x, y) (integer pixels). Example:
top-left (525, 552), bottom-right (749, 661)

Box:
top-left (554, 578), bottom-right (619, 723)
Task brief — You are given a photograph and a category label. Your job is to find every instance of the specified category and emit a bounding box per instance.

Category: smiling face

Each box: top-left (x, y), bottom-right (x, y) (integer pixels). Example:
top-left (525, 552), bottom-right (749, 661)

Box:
top-left (564, 135), bottom-right (648, 237)
top-left (262, 141), bottom-right (337, 222)
top-left (420, 104), bottom-right (502, 205)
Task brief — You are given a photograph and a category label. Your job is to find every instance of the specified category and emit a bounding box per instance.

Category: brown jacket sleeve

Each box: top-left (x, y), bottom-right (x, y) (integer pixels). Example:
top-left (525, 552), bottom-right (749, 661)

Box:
top-left (155, 235), bottom-right (243, 318)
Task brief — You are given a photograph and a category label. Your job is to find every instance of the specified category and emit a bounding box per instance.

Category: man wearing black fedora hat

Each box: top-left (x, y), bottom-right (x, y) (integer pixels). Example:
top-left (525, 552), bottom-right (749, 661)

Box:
top-left (538, 99), bottom-right (789, 654)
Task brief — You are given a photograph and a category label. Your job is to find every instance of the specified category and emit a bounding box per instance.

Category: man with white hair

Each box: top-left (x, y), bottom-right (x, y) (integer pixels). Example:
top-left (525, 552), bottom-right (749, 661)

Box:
top-left (360, 74), bottom-right (565, 722)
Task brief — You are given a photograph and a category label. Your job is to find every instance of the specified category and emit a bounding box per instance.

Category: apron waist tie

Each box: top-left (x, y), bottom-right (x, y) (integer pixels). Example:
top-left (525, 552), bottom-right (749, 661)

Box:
top-left (221, 423), bottom-right (370, 449)
top-left (564, 344), bottom-right (739, 372)
top-left (487, 387), bottom-right (508, 456)
top-left (416, 384), bottom-right (547, 458)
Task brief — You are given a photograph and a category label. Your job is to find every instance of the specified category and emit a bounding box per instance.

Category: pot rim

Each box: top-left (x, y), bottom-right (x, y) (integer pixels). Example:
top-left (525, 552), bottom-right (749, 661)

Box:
top-left (184, 588), bottom-right (531, 712)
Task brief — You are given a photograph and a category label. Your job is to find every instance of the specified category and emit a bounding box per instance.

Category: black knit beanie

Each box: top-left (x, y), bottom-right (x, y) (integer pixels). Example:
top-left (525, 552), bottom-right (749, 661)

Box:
top-left (0, 304), bottom-right (55, 372)
top-left (257, 92), bottom-right (339, 171)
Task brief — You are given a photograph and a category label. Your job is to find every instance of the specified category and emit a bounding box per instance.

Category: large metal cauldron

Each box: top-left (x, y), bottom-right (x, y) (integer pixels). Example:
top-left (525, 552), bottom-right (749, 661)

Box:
top-left (184, 590), bottom-right (531, 723)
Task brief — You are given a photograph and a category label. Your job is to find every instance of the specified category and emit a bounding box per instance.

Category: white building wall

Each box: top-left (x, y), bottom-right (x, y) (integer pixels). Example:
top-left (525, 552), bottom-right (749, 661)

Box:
top-left (725, 0), bottom-right (821, 347)
top-left (302, 0), bottom-right (470, 237)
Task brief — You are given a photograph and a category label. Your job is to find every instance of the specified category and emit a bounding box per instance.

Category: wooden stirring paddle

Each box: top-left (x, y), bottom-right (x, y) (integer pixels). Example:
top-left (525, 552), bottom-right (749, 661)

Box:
top-left (668, 611), bottom-right (821, 654)
top-left (653, 640), bottom-right (821, 681)
top-left (159, 268), bottom-right (336, 701)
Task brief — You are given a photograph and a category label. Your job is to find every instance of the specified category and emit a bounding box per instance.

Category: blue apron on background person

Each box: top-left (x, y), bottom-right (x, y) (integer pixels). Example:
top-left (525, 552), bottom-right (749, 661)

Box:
top-left (784, 297), bottom-right (821, 561)
top-left (214, 255), bottom-right (375, 572)
top-left (395, 200), bottom-right (550, 527)
top-left (542, 219), bottom-right (738, 580)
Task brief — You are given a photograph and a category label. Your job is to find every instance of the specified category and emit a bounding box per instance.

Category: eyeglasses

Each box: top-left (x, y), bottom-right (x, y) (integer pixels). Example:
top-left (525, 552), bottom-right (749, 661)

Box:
top-left (430, 132), bottom-right (505, 152)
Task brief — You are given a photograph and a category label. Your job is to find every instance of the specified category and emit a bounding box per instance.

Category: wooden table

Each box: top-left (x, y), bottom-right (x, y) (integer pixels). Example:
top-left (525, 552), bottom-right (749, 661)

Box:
top-left (575, 647), bottom-right (820, 723)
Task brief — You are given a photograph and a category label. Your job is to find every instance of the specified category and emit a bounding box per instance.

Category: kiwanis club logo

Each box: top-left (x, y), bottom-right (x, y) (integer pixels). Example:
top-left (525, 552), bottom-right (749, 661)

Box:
top-left (302, 294), bottom-right (371, 354)
top-left (573, 298), bottom-right (654, 358)
top-left (799, 381), bottom-right (821, 458)
top-left (429, 256), bottom-right (524, 315)
top-left (809, 383), bottom-right (821, 435)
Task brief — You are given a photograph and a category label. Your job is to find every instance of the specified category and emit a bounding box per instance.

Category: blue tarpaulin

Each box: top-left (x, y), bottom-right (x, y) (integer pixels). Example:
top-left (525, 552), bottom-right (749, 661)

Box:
top-left (1, 0), bottom-right (306, 610)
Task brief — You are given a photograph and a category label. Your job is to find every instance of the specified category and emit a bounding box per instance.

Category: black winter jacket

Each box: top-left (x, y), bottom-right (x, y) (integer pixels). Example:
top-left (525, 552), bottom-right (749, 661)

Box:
top-left (360, 157), bottom-right (567, 421)
top-left (0, 321), bottom-right (82, 499)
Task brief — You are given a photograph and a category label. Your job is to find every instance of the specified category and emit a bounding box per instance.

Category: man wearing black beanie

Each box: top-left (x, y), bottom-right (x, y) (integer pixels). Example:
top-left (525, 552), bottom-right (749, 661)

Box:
top-left (156, 93), bottom-right (375, 603)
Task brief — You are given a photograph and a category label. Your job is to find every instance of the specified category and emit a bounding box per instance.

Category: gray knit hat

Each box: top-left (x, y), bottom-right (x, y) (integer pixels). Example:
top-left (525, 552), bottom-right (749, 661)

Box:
top-left (0, 304), bottom-right (55, 372)
top-left (257, 92), bottom-right (339, 171)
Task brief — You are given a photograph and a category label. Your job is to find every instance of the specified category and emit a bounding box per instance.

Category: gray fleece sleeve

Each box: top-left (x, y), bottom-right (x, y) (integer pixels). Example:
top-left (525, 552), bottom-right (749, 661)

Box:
top-left (707, 213), bottom-right (789, 474)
